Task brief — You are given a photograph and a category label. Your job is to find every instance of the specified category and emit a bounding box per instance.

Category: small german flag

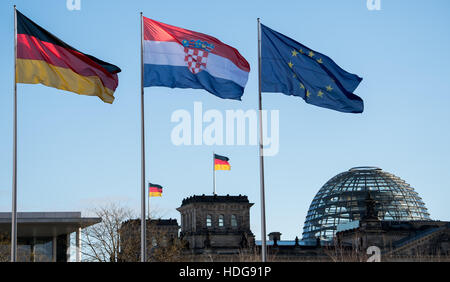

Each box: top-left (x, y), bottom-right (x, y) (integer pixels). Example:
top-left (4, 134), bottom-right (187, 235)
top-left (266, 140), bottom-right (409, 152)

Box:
top-left (149, 183), bottom-right (163, 197)
top-left (16, 10), bottom-right (121, 104)
top-left (214, 154), bottom-right (231, 171)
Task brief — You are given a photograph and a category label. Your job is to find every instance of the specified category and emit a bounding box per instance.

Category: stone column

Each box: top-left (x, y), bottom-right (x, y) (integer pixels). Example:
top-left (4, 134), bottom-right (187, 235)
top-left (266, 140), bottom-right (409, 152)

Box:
top-left (66, 233), bottom-right (71, 262)
top-left (32, 237), bottom-right (36, 262)
top-left (52, 235), bottom-right (57, 262)
top-left (75, 227), bottom-right (81, 262)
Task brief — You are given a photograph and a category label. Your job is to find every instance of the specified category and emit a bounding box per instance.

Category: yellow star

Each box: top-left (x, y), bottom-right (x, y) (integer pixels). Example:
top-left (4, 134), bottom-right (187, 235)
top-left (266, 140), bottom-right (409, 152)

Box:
top-left (306, 90), bottom-right (311, 97)
top-left (291, 50), bottom-right (298, 57)
top-left (326, 85), bottom-right (333, 92)
top-left (299, 49), bottom-right (304, 54)
top-left (293, 73), bottom-right (297, 78)
top-left (300, 83), bottom-right (305, 89)
top-left (308, 51), bottom-right (314, 57)
top-left (317, 58), bottom-right (323, 64)
top-left (318, 90), bottom-right (324, 97)
top-left (288, 61), bottom-right (294, 68)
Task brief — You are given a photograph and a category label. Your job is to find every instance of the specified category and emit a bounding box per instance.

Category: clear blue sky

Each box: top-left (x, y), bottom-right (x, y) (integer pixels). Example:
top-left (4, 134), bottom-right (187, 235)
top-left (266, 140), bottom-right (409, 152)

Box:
top-left (0, 0), bottom-right (449, 241)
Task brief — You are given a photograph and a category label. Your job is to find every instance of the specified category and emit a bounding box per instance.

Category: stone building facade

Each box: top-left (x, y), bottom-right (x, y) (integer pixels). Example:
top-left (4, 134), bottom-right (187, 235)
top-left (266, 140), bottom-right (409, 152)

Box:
top-left (117, 193), bottom-right (450, 262)
top-left (119, 218), bottom-right (180, 261)
top-left (335, 193), bottom-right (450, 261)
top-left (177, 194), bottom-right (255, 254)
top-left (322, 193), bottom-right (450, 261)
top-left (120, 218), bottom-right (179, 246)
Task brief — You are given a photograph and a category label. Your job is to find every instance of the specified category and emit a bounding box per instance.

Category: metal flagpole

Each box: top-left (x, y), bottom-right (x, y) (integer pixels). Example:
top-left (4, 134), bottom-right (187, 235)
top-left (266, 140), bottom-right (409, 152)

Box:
top-left (11, 5), bottom-right (18, 262)
top-left (140, 12), bottom-right (147, 262)
top-left (213, 152), bottom-right (216, 195)
top-left (147, 182), bottom-right (150, 220)
top-left (257, 18), bottom-right (267, 262)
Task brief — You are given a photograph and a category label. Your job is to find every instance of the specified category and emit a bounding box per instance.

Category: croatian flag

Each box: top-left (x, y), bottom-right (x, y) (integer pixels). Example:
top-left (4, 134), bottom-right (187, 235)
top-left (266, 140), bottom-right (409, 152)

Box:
top-left (143, 17), bottom-right (250, 100)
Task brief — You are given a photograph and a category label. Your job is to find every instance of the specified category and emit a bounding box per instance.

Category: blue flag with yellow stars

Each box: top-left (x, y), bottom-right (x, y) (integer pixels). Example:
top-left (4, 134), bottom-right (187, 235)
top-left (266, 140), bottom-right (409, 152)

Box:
top-left (261, 24), bottom-right (364, 113)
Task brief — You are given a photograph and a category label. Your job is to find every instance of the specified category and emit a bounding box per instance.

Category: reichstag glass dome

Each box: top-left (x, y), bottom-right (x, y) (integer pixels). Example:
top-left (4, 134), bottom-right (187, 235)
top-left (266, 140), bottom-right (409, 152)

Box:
top-left (302, 167), bottom-right (430, 243)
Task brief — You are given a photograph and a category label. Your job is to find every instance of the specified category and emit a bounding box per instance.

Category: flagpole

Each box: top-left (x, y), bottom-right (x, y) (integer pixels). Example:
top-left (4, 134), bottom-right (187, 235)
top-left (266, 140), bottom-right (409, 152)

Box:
top-left (147, 182), bottom-right (150, 220)
top-left (213, 152), bottom-right (216, 195)
top-left (257, 18), bottom-right (267, 262)
top-left (140, 11), bottom-right (147, 262)
top-left (11, 4), bottom-right (18, 263)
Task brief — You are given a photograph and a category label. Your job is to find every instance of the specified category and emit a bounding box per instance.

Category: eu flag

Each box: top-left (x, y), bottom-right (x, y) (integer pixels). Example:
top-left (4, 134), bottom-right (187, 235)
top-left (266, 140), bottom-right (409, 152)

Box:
top-left (261, 24), bottom-right (364, 113)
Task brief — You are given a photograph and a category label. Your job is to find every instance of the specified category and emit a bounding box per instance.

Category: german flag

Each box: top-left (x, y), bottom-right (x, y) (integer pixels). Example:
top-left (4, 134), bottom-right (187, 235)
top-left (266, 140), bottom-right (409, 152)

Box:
top-left (149, 183), bottom-right (163, 197)
top-left (214, 154), bottom-right (231, 171)
top-left (16, 10), bottom-right (121, 104)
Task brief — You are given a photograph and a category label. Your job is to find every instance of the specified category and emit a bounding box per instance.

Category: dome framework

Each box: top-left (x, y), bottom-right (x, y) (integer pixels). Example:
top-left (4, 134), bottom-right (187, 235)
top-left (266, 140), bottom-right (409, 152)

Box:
top-left (302, 167), bottom-right (430, 242)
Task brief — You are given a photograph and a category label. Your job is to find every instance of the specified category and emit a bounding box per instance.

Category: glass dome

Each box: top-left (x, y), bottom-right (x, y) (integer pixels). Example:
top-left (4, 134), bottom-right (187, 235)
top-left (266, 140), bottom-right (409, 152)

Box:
top-left (301, 167), bottom-right (430, 243)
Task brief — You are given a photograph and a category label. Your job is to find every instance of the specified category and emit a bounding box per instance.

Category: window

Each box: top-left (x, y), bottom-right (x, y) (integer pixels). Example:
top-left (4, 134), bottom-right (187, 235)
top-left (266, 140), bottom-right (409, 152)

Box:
top-left (206, 214), bottom-right (212, 227)
top-left (231, 215), bottom-right (237, 227)
top-left (218, 215), bottom-right (224, 227)
top-left (34, 238), bottom-right (53, 262)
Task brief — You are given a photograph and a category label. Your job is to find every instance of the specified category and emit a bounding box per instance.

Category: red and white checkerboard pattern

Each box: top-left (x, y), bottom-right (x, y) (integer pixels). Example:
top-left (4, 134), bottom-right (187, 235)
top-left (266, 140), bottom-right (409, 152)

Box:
top-left (184, 48), bottom-right (209, 74)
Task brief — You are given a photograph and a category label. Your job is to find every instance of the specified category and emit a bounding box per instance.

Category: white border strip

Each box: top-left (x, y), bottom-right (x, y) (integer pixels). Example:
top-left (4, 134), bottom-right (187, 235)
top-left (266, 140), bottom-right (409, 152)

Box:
top-left (143, 40), bottom-right (249, 87)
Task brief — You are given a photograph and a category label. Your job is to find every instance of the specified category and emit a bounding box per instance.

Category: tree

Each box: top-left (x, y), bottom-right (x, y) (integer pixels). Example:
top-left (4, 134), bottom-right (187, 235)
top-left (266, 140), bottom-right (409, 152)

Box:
top-left (0, 233), bottom-right (10, 262)
top-left (146, 223), bottom-right (186, 262)
top-left (81, 202), bottom-right (185, 262)
top-left (119, 218), bottom-right (186, 262)
top-left (81, 203), bottom-right (135, 262)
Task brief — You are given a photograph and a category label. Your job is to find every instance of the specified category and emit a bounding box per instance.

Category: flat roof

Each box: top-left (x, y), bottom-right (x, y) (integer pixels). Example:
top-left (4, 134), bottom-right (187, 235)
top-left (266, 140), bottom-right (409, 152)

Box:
top-left (180, 194), bottom-right (253, 206)
top-left (0, 212), bottom-right (101, 237)
top-left (255, 240), bottom-right (297, 246)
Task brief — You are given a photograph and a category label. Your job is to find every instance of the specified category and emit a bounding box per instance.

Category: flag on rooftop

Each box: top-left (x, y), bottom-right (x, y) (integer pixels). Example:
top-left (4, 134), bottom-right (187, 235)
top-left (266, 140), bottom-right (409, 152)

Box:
top-left (149, 183), bottom-right (163, 197)
top-left (142, 17), bottom-right (250, 100)
top-left (260, 24), bottom-right (364, 113)
top-left (214, 154), bottom-right (231, 171)
top-left (16, 10), bottom-right (121, 103)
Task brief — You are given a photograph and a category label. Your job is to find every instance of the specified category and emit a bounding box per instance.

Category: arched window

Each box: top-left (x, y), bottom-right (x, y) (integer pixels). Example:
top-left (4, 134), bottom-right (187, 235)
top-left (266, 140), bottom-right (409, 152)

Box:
top-left (231, 215), bottom-right (237, 227)
top-left (206, 214), bottom-right (212, 227)
top-left (218, 215), bottom-right (224, 227)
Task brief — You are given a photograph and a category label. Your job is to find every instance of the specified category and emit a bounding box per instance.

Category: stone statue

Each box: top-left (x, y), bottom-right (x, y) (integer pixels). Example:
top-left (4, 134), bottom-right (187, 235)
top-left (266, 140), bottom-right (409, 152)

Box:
top-left (240, 233), bottom-right (249, 248)
top-left (363, 191), bottom-right (379, 220)
top-left (204, 233), bottom-right (211, 248)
